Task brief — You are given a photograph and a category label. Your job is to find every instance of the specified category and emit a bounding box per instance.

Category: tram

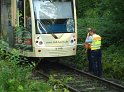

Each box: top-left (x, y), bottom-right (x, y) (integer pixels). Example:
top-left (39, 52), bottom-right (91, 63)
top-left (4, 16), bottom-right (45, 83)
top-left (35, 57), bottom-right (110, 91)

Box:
top-left (0, 0), bottom-right (77, 57)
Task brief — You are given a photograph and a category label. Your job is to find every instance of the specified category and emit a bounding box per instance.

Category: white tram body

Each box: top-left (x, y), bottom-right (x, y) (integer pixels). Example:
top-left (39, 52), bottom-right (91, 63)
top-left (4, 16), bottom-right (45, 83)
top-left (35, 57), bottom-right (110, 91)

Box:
top-left (0, 0), bottom-right (77, 57)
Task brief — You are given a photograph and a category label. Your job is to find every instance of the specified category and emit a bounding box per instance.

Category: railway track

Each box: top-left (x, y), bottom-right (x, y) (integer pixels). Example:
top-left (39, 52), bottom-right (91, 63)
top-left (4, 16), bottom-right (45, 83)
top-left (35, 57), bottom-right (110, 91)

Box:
top-left (33, 61), bottom-right (124, 92)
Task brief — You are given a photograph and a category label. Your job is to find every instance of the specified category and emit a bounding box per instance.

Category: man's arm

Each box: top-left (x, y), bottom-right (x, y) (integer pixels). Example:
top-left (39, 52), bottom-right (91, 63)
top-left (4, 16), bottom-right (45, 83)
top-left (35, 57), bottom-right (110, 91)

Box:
top-left (85, 36), bottom-right (93, 43)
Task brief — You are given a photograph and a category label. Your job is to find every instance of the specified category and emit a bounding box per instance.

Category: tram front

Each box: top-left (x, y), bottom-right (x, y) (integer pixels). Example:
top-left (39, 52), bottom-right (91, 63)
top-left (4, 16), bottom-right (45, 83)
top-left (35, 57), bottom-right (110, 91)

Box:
top-left (32, 0), bottom-right (77, 57)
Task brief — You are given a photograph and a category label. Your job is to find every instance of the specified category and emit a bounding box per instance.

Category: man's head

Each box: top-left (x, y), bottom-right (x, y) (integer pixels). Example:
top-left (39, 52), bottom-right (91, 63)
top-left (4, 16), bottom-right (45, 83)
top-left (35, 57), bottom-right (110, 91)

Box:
top-left (87, 28), bottom-right (96, 35)
top-left (87, 28), bottom-right (92, 31)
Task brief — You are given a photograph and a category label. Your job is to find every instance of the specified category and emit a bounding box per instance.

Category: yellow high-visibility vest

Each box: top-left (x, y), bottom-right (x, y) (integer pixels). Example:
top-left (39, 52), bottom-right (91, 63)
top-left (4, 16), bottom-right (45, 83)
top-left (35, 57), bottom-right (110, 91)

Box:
top-left (91, 34), bottom-right (101, 50)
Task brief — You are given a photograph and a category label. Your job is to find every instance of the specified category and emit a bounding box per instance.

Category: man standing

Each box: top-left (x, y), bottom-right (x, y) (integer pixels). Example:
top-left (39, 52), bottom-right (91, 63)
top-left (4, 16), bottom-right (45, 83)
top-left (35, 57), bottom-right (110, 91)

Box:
top-left (85, 28), bottom-right (92, 73)
top-left (85, 28), bottom-right (102, 77)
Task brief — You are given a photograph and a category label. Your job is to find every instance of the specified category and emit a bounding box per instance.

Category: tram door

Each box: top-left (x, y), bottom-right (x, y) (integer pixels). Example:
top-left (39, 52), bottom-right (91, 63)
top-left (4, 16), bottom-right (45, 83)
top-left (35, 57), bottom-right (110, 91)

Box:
top-left (23, 0), bottom-right (32, 50)
top-left (16, 0), bottom-right (32, 51)
top-left (25, 0), bottom-right (32, 31)
top-left (18, 0), bottom-right (31, 29)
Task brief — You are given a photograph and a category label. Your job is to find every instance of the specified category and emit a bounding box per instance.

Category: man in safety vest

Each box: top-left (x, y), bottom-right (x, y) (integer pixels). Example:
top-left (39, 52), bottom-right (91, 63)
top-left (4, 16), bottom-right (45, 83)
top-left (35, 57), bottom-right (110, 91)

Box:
top-left (85, 28), bottom-right (92, 73)
top-left (85, 29), bottom-right (102, 77)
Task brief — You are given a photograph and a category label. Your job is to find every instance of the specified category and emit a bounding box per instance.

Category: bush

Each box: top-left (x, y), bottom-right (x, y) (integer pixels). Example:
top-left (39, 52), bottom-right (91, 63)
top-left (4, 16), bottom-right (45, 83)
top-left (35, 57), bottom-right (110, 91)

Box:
top-left (64, 18), bottom-right (124, 82)
top-left (102, 44), bottom-right (124, 80)
top-left (0, 40), bottom-right (51, 92)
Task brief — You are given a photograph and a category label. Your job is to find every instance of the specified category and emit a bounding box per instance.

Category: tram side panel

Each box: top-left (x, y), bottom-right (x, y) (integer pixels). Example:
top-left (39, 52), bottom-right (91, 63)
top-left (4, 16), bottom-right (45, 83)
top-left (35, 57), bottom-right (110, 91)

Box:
top-left (1, 0), bottom-right (33, 51)
top-left (11, 0), bottom-right (33, 52)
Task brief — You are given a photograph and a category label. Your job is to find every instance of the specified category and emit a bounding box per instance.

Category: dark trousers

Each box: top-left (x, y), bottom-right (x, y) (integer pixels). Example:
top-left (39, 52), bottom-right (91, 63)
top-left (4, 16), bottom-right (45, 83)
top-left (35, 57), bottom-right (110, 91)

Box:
top-left (91, 49), bottom-right (102, 77)
top-left (87, 49), bottom-right (92, 72)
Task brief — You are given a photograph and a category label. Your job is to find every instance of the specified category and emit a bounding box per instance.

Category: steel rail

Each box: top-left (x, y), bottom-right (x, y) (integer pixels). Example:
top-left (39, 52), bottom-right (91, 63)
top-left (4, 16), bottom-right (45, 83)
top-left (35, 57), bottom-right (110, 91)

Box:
top-left (36, 70), bottom-right (80, 92)
top-left (33, 61), bottom-right (124, 92)
top-left (64, 85), bottom-right (80, 92)
top-left (36, 71), bottom-right (49, 80)
top-left (63, 64), bottom-right (124, 92)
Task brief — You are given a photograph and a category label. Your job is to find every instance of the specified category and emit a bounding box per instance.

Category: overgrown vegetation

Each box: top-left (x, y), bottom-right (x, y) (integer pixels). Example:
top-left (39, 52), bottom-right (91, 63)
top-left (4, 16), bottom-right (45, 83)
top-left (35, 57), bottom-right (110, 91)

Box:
top-left (0, 41), bottom-right (51, 92)
top-left (102, 44), bottom-right (124, 80)
top-left (0, 40), bottom-right (70, 92)
top-left (75, 0), bottom-right (124, 81)
top-left (0, 0), bottom-right (124, 91)
top-left (63, 18), bottom-right (124, 81)
top-left (48, 75), bottom-right (71, 92)
top-left (78, 0), bottom-right (124, 45)
top-left (63, 0), bottom-right (124, 81)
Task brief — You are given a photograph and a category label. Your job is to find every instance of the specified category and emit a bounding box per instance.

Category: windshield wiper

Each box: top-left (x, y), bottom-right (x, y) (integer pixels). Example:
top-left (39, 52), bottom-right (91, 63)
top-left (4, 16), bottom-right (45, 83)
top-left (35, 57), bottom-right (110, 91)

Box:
top-left (37, 19), bottom-right (47, 34)
top-left (37, 19), bottom-right (54, 34)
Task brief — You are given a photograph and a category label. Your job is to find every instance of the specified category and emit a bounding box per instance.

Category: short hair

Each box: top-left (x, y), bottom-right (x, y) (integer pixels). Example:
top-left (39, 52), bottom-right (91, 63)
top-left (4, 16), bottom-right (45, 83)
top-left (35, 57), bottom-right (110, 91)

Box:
top-left (87, 28), bottom-right (92, 31)
top-left (89, 30), bottom-right (96, 33)
top-left (87, 28), bottom-right (96, 33)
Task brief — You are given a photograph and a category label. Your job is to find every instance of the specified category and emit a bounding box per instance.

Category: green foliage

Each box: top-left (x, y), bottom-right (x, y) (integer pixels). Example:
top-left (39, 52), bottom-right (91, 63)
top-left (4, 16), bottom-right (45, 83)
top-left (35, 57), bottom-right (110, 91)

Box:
top-left (1, 0), bottom-right (124, 90)
top-left (0, 40), bottom-right (72, 92)
top-left (77, 0), bottom-right (102, 17)
top-left (0, 59), bottom-right (51, 92)
top-left (64, 0), bottom-right (124, 82)
top-left (102, 44), bottom-right (124, 80)
top-left (76, 17), bottom-right (124, 81)
top-left (78, 0), bottom-right (124, 45)
top-left (0, 40), bottom-right (51, 92)
top-left (48, 75), bottom-right (70, 92)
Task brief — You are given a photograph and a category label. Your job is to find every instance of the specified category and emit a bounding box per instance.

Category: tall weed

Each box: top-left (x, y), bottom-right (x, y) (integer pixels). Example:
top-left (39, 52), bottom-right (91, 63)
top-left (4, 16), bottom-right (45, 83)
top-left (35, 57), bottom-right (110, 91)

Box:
top-left (0, 40), bottom-right (51, 92)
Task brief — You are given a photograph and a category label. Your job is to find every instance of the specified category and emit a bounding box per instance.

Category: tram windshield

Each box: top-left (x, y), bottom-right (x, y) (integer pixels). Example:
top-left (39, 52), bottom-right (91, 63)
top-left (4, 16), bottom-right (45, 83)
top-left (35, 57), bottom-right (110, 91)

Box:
top-left (33, 0), bottom-right (75, 34)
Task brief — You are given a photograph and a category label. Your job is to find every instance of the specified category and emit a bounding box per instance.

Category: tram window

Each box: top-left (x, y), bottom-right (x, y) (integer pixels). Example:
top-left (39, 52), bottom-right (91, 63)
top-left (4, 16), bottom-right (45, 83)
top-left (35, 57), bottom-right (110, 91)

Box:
top-left (18, 0), bottom-right (24, 26)
top-left (18, 1), bottom-right (23, 10)
top-left (33, 0), bottom-right (74, 34)
top-left (25, 0), bottom-right (31, 31)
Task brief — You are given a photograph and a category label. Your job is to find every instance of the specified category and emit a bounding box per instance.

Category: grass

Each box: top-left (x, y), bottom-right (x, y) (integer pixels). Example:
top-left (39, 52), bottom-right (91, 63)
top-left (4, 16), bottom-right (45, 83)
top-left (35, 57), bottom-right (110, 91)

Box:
top-left (0, 40), bottom-right (70, 92)
top-left (0, 40), bottom-right (52, 92)
top-left (0, 59), bottom-right (52, 92)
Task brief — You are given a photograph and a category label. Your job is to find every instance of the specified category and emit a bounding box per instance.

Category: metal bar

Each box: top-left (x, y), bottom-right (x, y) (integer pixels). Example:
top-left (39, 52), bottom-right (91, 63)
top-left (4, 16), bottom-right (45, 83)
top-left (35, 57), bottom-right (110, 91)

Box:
top-left (34, 61), bottom-right (124, 92)
top-left (76, 44), bottom-right (84, 46)
top-left (67, 66), bottom-right (124, 92)
top-left (65, 85), bottom-right (80, 92)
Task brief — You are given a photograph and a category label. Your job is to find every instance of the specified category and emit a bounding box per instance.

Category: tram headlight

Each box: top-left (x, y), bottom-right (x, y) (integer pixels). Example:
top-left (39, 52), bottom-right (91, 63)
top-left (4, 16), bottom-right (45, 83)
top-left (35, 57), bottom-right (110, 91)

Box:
top-left (71, 40), bottom-right (74, 43)
top-left (69, 35), bottom-right (76, 45)
top-left (39, 41), bottom-right (43, 45)
top-left (35, 36), bottom-right (45, 47)
top-left (66, 19), bottom-right (74, 32)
